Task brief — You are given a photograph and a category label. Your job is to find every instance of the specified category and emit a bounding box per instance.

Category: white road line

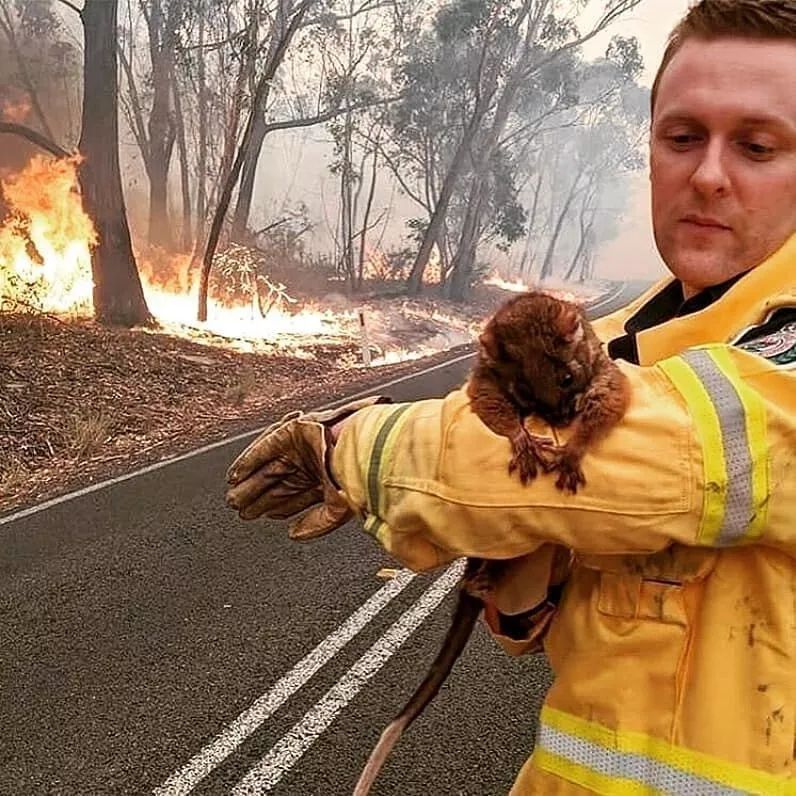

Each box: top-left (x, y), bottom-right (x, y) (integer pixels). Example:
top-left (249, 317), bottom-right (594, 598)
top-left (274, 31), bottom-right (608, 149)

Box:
top-left (153, 568), bottom-right (418, 796)
top-left (585, 281), bottom-right (626, 314)
top-left (232, 560), bottom-right (465, 795)
top-left (0, 351), bottom-right (475, 527)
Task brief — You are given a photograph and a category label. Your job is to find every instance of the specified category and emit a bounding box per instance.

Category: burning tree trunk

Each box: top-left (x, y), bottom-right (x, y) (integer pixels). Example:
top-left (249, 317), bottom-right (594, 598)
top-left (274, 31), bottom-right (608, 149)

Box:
top-left (79, 0), bottom-right (151, 327)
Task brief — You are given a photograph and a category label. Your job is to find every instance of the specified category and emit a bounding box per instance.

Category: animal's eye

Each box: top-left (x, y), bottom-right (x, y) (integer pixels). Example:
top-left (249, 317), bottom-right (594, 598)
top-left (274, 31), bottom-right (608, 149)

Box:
top-left (560, 372), bottom-right (574, 388)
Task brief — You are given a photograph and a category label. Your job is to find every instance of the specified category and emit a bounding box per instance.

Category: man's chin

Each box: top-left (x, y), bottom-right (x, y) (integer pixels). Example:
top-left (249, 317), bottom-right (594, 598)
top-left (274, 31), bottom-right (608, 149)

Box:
top-left (664, 244), bottom-right (741, 292)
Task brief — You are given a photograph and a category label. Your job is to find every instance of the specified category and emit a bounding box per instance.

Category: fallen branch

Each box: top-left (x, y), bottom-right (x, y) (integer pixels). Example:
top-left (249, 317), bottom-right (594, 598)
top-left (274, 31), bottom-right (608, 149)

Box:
top-left (0, 122), bottom-right (72, 159)
top-left (55, 0), bottom-right (83, 16)
top-left (1, 295), bottom-right (69, 324)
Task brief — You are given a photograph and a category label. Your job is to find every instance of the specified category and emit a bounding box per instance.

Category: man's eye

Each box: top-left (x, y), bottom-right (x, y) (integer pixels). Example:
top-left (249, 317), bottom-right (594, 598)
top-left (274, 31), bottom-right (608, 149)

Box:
top-left (667, 134), bottom-right (700, 149)
top-left (740, 141), bottom-right (774, 159)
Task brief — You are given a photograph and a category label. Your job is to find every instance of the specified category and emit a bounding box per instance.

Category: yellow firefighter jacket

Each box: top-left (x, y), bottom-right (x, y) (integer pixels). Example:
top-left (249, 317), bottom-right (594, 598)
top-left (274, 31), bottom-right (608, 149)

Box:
top-left (330, 233), bottom-right (796, 795)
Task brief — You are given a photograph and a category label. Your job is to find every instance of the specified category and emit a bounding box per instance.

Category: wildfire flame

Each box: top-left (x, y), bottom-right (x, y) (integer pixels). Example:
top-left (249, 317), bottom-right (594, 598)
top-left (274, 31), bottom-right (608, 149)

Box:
top-left (484, 273), bottom-right (532, 293)
top-left (0, 158), bottom-right (352, 346)
top-left (0, 155), bottom-right (95, 314)
top-left (484, 272), bottom-right (583, 305)
top-left (0, 156), bottom-right (481, 366)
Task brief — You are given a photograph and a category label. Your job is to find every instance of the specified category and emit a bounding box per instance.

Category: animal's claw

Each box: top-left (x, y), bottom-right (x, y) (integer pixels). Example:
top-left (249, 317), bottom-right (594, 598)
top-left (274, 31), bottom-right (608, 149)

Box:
top-left (509, 430), bottom-right (538, 484)
top-left (509, 431), bottom-right (559, 485)
top-left (462, 564), bottom-right (494, 600)
top-left (550, 447), bottom-right (587, 494)
top-left (526, 434), bottom-right (559, 472)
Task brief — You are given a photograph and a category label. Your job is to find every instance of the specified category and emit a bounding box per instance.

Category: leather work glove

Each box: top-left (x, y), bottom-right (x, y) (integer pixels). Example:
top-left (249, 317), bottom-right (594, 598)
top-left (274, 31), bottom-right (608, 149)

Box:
top-left (225, 395), bottom-right (391, 540)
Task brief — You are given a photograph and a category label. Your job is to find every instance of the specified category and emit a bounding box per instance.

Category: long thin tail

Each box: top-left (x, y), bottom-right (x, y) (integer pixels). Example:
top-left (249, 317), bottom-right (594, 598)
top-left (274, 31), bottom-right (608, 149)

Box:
top-left (352, 589), bottom-right (482, 796)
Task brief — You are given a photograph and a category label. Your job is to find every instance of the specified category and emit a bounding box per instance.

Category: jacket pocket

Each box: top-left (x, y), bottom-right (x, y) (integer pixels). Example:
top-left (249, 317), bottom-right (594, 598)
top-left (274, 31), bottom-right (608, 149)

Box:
top-left (581, 545), bottom-right (718, 626)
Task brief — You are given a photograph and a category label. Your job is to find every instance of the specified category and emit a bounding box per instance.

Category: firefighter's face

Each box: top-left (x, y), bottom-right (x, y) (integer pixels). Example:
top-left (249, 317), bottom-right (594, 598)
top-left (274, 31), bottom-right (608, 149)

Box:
top-left (650, 37), bottom-right (796, 297)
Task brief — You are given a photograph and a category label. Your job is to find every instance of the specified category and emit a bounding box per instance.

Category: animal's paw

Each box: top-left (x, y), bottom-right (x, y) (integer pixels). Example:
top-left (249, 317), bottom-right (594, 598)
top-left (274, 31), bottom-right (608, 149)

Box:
top-left (549, 447), bottom-right (587, 494)
top-left (527, 434), bottom-right (559, 471)
top-left (509, 431), bottom-right (558, 485)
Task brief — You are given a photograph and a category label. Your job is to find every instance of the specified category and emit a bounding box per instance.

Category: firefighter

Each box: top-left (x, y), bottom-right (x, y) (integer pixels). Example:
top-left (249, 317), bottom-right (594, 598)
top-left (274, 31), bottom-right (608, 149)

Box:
top-left (226, 2), bottom-right (796, 792)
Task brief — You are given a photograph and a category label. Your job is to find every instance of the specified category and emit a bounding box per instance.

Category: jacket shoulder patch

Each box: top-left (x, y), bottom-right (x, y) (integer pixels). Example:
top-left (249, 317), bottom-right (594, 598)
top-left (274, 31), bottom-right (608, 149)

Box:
top-left (735, 309), bottom-right (796, 368)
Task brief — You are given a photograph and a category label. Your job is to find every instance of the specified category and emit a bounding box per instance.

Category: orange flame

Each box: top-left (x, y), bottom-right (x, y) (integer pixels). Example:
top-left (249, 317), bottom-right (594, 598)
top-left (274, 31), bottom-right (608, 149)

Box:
top-left (484, 272), bottom-right (583, 304)
top-left (0, 155), bottom-right (96, 314)
top-left (0, 158), bottom-right (471, 367)
top-left (134, 244), bottom-right (357, 348)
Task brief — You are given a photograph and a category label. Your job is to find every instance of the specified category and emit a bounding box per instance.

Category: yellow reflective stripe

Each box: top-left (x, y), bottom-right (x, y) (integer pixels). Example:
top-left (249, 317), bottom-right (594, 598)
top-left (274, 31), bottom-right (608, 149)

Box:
top-left (538, 705), bottom-right (794, 795)
top-left (532, 746), bottom-right (665, 796)
top-left (363, 514), bottom-right (386, 542)
top-left (658, 355), bottom-right (727, 544)
top-left (365, 404), bottom-right (412, 516)
top-left (708, 347), bottom-right (770, 542)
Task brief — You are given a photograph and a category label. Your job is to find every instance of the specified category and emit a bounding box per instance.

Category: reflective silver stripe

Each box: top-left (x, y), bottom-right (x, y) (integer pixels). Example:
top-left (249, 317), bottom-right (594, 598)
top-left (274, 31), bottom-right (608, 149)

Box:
top-left (682, 350), bottom-right (753, 546)
top-left (538, 724), bottom-right (745, 795)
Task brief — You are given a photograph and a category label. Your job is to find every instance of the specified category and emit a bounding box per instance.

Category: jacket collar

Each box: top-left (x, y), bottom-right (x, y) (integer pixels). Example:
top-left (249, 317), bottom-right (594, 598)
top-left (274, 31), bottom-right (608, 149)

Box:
top-left (607, 232), bottom-right (796, 366)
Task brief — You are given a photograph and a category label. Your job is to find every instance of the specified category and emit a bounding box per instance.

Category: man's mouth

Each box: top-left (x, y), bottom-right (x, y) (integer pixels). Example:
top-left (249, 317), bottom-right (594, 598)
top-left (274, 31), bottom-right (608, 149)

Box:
top-left (680, 214), bottom-right (732, 231)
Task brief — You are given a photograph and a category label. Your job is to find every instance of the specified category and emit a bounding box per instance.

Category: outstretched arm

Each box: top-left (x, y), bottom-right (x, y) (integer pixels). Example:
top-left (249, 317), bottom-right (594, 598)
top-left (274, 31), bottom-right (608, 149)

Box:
top-left (327, 345), bottom-right (793, 570)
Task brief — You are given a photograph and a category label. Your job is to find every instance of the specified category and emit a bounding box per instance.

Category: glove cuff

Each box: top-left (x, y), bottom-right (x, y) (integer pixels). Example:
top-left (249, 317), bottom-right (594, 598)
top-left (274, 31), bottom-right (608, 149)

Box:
top-left (306, 394), bottom-right (392, 426)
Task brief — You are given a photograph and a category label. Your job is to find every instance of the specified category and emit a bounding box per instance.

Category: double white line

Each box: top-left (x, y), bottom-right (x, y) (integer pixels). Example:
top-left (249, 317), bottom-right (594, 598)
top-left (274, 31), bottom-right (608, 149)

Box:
top-left (154, 560), bottom-right (464, 795)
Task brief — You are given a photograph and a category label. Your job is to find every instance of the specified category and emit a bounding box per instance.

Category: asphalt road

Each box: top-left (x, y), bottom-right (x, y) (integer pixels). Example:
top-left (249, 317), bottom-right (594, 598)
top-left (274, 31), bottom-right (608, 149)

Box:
top-left (0, 281), bottom-right (652, 796)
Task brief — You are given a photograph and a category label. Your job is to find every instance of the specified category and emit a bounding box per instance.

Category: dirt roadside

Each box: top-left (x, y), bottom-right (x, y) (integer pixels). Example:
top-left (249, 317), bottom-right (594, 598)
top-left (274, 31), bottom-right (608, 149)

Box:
top-left (0, 309), bottom-right (480, 518)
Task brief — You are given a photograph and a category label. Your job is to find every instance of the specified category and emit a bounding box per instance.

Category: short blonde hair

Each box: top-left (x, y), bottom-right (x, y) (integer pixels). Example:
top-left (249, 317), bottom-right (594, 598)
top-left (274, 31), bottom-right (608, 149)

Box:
top-left (651, 0), bottom-right (796, 116)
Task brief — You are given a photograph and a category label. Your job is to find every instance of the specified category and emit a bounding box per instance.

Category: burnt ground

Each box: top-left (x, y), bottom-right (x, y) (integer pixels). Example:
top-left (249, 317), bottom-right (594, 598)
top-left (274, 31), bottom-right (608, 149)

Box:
top-left (0, 283), bottom-right (516, 517)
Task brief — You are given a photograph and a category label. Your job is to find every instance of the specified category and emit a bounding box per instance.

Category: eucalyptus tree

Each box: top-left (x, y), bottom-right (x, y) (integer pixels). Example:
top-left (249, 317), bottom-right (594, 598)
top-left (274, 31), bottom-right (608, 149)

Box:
top-left (380, 0), bottom-right (642, 299)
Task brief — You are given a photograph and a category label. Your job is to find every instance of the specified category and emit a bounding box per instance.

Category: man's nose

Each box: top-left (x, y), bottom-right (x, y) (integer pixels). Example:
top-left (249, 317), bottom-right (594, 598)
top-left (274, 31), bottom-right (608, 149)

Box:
top-left (689, 139), bottom-right (731, 197)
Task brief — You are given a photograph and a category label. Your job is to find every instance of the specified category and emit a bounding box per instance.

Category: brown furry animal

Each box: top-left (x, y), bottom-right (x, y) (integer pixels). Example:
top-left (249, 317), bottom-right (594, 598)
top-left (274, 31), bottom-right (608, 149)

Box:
top-left (353, 291), bottom-right (630, 796)
top-left (467, 289), bottom-right (631, 491)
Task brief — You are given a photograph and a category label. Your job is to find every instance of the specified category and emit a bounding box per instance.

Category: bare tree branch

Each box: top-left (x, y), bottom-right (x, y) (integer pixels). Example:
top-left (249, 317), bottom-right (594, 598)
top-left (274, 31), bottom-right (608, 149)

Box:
top-left (302, 0), bottom-right (393, 28)
top-left (55, 0), bottom-right (82, 15)
top-left (197, 0), bottom-right (316, 321)
top-left (178, 26), bottom-right (247, 52)
top-left (521, 0), bottom-right (642, 81)
top-left (368, 138), bottom-right (428, 210)
top-left (0, 1), bottom-right (57, 141)
top-left (261, 94), bottom-right (397, 135)
top-left (252, 216), bottom-right (292, 236)
top-left (117, 44), bottom-right (150, 166)
top-left (0, 121), bottom-right (71, 158)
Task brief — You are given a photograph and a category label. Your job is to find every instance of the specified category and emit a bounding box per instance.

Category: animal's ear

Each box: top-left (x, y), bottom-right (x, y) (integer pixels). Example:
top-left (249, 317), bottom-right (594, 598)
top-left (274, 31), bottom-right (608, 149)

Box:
top-left (555, 303), bottom-right (584, 345)
top-left (478, 327), bottom-right (503, 365)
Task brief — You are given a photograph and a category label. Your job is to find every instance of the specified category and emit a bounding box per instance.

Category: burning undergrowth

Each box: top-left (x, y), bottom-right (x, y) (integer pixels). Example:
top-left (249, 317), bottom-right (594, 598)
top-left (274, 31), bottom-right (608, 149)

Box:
top-left (0, 155), bottom-right (95, 314)
top-left (0, 155), bottom-right (603, 514)
top-left (0, 156), bottom-right (470, 364)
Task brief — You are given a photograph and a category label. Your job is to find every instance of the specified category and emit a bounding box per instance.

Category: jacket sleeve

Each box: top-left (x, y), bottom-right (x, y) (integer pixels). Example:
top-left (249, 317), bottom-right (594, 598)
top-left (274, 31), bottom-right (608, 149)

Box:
top-left (330, 343), bottom-right (795, 572)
